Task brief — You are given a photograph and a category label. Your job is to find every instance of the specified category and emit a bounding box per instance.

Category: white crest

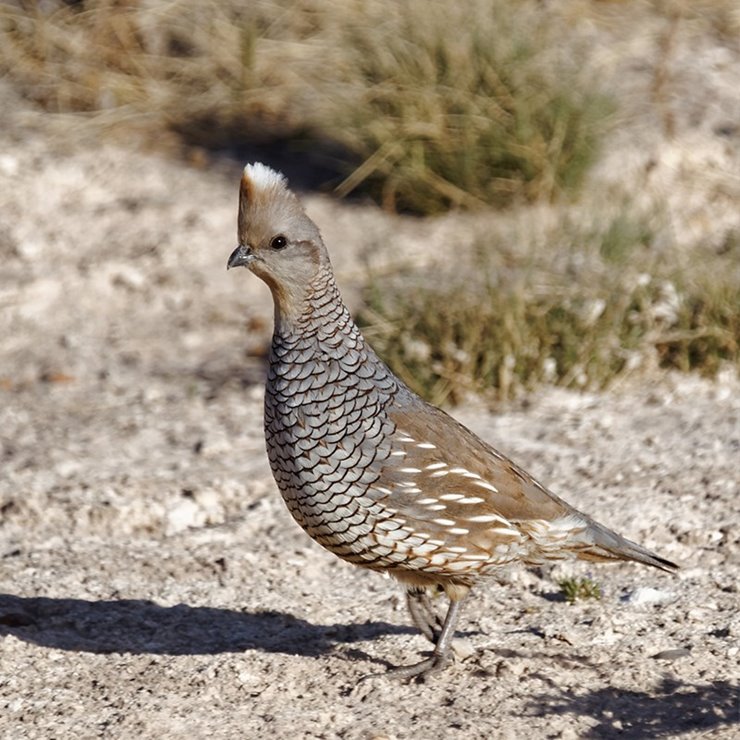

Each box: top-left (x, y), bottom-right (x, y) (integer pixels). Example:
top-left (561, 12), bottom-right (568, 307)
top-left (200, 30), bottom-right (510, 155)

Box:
top-left (243, 162), bottom-right (288, 192)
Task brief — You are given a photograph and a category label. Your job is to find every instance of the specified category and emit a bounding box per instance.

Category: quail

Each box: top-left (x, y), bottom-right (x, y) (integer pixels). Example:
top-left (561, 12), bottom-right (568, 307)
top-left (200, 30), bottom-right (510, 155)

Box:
top-left (226, 163), bottom-right (678, 679)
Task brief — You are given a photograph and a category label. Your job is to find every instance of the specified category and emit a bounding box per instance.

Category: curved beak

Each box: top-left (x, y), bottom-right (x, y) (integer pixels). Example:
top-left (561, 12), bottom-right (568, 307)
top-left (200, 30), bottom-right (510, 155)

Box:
top-left (227, 244), bottom-right (255, 270)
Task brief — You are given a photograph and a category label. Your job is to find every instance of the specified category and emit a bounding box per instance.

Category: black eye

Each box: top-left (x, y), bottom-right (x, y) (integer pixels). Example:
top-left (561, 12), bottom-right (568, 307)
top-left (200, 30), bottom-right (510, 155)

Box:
top-left (270, 235), bottom-right (287, 250)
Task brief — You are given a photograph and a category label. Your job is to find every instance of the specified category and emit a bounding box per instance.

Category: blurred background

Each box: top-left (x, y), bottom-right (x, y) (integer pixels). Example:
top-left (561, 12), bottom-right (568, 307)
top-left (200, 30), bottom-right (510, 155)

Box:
top-left (0, 5), bottom-right (738, 735)
top-left (1, 0), bottom-right (739, 404)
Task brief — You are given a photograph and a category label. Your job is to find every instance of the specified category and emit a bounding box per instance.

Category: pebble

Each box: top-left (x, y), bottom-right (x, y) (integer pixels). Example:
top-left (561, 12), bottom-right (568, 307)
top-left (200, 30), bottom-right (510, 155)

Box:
top-left (166, 498), bottom-right (203, 534)
top-left (451, 637), bottom-right (476, 661)
top-left (622, 587), bottom-right (675, 605)
top-left (0, 154), bottom-right (19, 176)
top-left (556, 729), bottom-right (579, 740)
top-left (650, 647), bottom-right (691, 661)
top-left (496, 659), bottom-right (525, 678)
top-left (16, 239), bottom-right (44, 261)
top-left (687, 607), bottom-right (714, 622)
top-left (236, 670), bottom-right (259, 687)
top-left (55, 459), bottom-right (82, 478)
top-left (108, 263), bottom-right (146, 291)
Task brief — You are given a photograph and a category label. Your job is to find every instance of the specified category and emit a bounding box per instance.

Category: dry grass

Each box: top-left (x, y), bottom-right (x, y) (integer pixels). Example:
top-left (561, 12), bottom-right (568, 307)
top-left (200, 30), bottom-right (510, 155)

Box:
top-left (326, 1), bottom-right (613, 211)
top-left (0, 0), bottom-right (612, 210)
top-left (0, 1), bottom-right (324, 142)
top-left (1, 1), bottom-right (737, 396)
top-left (358, 213), bottom-right (740, 405)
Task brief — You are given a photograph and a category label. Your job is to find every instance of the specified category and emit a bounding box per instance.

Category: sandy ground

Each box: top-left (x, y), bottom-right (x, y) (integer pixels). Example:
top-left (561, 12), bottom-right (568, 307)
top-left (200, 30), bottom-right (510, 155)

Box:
top-left (0, 134), bottom-right (737, 740)
top-left (1, 11), bottom-right (740, 735)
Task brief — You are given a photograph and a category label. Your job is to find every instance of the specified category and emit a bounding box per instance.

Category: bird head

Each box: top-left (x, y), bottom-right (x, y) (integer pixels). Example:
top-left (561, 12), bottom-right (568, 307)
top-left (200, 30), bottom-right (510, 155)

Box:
top-left (227, 164), bottom-right (326, 310)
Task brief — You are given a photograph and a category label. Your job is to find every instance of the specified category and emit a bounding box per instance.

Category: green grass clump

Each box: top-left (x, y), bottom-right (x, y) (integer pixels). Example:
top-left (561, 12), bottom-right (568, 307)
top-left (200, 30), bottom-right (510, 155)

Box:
top-left (330, 1), bottom-right (613, 212)
top-left (558, 577), bottom-right (602, 604)
top-left (358, 216), bottom-right (740, 406)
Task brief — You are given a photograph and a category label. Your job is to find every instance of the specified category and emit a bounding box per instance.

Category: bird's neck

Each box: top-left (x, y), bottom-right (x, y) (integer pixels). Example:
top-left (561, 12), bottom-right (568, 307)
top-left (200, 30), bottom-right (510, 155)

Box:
top-left (271, 264), bottom-right (364, 355)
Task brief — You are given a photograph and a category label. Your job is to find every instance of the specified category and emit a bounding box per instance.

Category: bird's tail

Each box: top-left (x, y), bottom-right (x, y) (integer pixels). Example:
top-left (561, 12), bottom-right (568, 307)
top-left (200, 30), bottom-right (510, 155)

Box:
top-left (583, 519), bottom-right (679, 573)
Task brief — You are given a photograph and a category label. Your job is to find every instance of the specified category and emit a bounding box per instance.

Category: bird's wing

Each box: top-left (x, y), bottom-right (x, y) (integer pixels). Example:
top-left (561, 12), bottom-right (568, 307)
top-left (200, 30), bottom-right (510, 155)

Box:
top-left (358, 389), bottom-right (587, 566)
top-left (381, 393), bottom-right (572, 519)
top-left (366, 390), bottom-right (677, 573)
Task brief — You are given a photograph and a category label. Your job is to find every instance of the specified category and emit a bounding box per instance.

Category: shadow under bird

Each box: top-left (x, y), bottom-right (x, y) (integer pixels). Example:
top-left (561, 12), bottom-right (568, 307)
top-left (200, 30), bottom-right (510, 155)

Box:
top-left (226, 163), bottom-right (678, 679)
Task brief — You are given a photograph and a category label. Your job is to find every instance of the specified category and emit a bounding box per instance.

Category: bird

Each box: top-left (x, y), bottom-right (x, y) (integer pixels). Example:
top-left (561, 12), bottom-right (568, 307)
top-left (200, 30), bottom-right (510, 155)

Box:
top-left (226, 162), bottom-right (678, 679)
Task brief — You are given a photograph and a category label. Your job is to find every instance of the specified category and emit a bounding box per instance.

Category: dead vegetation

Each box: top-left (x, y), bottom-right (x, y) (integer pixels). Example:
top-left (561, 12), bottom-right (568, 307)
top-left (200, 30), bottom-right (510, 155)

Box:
top-left (359, 212), bottom-right (740, 404)
top-left (0, 0), bottom-right (610, 206)
top-left (1, 0), bottom-right (738, 400)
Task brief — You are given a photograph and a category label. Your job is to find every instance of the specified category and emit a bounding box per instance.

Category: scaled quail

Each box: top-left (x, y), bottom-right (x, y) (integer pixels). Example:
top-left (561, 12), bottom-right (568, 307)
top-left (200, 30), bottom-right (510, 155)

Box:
top-left (227, 163), bottom-right (678, 679)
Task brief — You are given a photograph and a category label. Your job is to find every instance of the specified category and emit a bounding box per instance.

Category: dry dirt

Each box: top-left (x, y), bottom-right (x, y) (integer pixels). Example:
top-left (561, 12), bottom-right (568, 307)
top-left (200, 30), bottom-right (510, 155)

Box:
top-left (1, 20), bottom-right (740, 736)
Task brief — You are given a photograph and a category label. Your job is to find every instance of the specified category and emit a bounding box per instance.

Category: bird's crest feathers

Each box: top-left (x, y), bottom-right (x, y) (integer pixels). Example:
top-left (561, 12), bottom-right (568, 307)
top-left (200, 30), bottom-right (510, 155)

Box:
top-left (238, 163), bottom-right (310, 248)
top-left (241, 163), bottom-right (289, 202)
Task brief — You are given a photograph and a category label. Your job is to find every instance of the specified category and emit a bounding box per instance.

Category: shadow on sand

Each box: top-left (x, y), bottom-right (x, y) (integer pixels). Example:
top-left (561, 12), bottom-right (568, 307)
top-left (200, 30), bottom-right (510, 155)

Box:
top-left (0, 593), bottom-right (413, 661)
top-left (529, 676), bottom-right (738, 738)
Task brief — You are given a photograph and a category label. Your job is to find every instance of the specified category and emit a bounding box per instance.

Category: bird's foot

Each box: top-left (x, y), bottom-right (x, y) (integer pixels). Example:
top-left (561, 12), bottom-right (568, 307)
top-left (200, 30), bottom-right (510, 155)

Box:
top-left (385, 653), bottom-right (451, 681)
top-left (356, 652), bottom-right (451, 685)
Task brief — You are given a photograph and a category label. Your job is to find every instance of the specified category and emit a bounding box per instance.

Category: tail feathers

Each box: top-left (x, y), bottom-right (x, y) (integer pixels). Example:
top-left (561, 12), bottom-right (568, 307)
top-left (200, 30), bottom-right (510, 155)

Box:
top-left (587, 520), bottom-right (679, 573)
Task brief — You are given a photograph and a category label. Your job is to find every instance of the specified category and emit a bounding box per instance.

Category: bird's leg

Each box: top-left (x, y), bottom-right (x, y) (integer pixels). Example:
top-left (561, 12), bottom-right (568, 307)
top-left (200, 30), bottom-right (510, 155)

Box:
top-left (405, 586), bottom-right (444, 644)
top-left (385, 592), bottom-right (468, 681)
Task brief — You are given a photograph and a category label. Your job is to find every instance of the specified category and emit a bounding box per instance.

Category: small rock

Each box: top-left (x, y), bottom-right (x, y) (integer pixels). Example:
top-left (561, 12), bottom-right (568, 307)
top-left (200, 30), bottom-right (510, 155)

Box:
top-left (687, 607), bottom-right (712, 622)
top-left (109, 263), bottom-right (146, 291)
top-left (451, 637), bottom-right (476, 661)
top-left (650, 647), bottom-right (690, 661)
top-left (236, 670), bottom-right (258, 687)
top-left (55, 460), bottom-right (82, 478)
top-left (622, 587), bottom-right (675, 606)
top-left (556, 729), bottom-right (579, 740)
top-left (166, 498), bottom-right (203, 535)
top-left (16, 239), bottom-right (44, 261)
top-left (0, 154), bottom-right (19, 176)
top-left (496, 661), bottom-right (514, 678)
top-left (496, 659), bottom-right (525, 678)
